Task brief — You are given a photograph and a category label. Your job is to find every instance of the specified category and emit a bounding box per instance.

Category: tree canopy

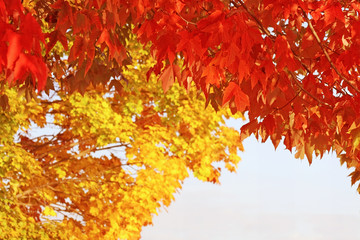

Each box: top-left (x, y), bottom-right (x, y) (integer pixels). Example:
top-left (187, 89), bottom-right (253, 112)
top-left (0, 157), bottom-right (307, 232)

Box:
top-left (0, 36), bottom-right (243, 238)
top-left (2, 0), bottom-right (360, 237)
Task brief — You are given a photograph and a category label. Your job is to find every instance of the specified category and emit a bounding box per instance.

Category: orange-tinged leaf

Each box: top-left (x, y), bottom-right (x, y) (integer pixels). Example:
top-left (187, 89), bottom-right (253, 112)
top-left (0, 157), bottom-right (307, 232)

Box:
top-left (159, 65), bottom-right (174, 92)
top-left (223, 82), bottom-right (237, 105)
top-left (69, 36), bottom-right (84, 62)
top-left (223, 82), bottom-right (249, 112)
top-left (5, 30), bottom-right (21, 69)
top-left (85, 46), bottom-right (95, 76)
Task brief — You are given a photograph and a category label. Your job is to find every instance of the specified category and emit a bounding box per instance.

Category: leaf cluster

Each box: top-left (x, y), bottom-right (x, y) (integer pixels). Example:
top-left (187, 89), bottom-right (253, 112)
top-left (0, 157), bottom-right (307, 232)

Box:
top-left (0, 38), bottom-right (243, 239)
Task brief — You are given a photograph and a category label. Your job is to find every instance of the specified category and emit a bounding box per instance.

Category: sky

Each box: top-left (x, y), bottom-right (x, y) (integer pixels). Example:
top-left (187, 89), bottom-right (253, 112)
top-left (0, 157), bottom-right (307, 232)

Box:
top-left (141, 119), bottom-right (360, 240)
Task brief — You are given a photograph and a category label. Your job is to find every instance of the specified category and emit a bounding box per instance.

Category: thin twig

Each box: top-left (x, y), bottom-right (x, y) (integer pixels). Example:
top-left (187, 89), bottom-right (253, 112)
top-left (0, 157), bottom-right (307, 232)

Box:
top-left (286, 70), bottom-right (332, 108)
top-left (94, 143), bottom-right (129, 152)
top-left (303, 10), bottom-right (360, 94)
top-left (175, 12), bottom-right (197, 25)
top-left (233, 0), bottom-right (349, 97)
top-left (231, 0), bottom-right (274, 39)
top-left (292, 54), bottom-right (348, 96)
top-left (37, 137), bottom-right (93, 160)
top-left (274, 90), bottom-right (301, 112)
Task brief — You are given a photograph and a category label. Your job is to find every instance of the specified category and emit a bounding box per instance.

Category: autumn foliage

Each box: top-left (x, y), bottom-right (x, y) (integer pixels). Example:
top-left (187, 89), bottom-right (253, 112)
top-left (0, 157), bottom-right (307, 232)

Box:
top-left (0, 36), bottom-right (243, 239)
top-left (2, 0), bottom-right (360, 238)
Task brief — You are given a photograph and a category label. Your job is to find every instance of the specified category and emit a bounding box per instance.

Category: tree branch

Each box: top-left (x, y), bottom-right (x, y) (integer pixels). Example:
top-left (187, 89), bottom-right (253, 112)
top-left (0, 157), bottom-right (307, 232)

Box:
top-left (273, 90), bottom-right (301, 112)
top-left (232, 1), bottom-right (349, 98)
top-left (286, 70), bottom-right (332, 108)
top-left (94, 143), bottom-right (129, 152)
top-left (231, 0), bottom-right (274, 39)
top-left (303, 10), bottom-right (360, 94)
top-left (175, 12), bottom-right (197, 25)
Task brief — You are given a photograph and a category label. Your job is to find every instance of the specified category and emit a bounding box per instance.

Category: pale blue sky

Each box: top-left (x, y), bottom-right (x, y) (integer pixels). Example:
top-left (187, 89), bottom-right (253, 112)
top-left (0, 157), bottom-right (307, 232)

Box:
top-left (142, 120), bottom-right (360, 240)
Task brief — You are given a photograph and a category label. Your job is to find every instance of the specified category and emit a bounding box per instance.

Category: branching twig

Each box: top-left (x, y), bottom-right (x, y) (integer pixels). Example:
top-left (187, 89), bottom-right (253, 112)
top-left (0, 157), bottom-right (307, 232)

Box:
top-left (286, 70), bottom-right (332, 108)
top-left (303, 10), bottom-right (360, 94)
top-left (94, 143), bottom-right (129, 152)
top-left (231, 0), bottom-right (274, 39)
top-left (274, 90), bottom-right (301, 112)
top-left (233, 1), bottom-right (350, 98)
top-left (37, 137), bottom-right (93, 160)
top-left (292, 54), bottom-right (348, 96)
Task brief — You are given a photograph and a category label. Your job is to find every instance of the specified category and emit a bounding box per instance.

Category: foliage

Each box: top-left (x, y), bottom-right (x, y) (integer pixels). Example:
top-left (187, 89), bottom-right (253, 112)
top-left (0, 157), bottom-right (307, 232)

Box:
top-left (0, 37), bottom-right (243, 239)
top-left (6, 0), bottom-right (359, 190)
top-left (2, 0), bottom-right (360, 236)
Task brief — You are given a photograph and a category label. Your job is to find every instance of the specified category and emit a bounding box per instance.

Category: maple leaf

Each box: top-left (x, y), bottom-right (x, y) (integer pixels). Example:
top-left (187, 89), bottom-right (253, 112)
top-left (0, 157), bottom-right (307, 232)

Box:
top-left (2, 1), bottom-right (360, 234)
top-left (223, 82), bottom-right (249, 112)
top-left (159, 64), bottom-right (175, 92)
top-left (0, 36), bottom-right (243, 239)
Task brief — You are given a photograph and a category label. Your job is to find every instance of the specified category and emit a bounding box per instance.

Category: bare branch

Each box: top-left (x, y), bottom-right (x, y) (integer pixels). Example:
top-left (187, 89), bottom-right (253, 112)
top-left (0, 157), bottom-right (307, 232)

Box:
top-left (94, 143), bottom-right (129, 152)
